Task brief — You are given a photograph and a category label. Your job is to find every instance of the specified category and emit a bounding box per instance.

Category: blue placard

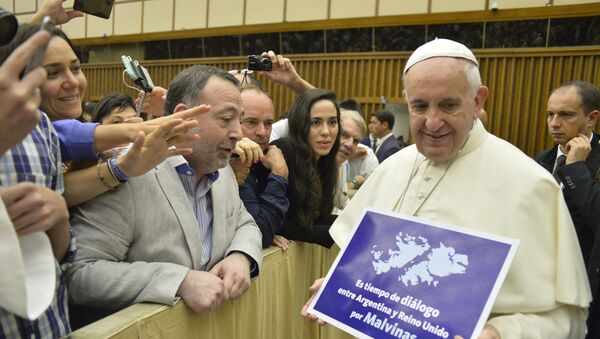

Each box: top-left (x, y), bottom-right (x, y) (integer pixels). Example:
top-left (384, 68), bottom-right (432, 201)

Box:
top-left (309, 209), bottom-right (519, 339)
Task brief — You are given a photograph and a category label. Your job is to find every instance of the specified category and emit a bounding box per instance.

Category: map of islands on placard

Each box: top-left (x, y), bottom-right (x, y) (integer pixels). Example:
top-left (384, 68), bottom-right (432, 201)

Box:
top-left (309, 209), bottom-right (519, 339)
top-left (372, 233), bottom-right (469, 288)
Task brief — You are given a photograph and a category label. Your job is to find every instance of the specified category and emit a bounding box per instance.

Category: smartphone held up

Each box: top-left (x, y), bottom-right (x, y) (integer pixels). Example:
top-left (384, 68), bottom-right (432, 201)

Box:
top-left (73, 0), bottom-right (115, 19)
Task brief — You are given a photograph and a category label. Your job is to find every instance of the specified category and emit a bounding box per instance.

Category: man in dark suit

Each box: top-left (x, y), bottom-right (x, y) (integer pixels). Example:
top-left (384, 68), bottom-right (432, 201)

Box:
top-left (534, 80), bottom-right (600, 339)
top-left (368, 110), bottom-right (402, 163)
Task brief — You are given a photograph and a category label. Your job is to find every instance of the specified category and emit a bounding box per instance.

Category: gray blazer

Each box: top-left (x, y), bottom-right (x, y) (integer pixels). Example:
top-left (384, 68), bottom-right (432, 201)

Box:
top-left (65, 157), bottom-right (263, 310)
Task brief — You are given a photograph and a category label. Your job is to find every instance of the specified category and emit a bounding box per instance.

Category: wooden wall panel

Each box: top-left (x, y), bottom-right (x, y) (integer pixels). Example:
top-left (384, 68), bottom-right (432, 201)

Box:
top-left (82, 47), bottom-right (600, 156)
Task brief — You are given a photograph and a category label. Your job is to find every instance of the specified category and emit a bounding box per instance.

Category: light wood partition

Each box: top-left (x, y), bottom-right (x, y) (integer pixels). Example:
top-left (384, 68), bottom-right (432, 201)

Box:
top-left (82, 46), bottom-right (600, 156)
top-left (71, 243), bottom-right (352, 339)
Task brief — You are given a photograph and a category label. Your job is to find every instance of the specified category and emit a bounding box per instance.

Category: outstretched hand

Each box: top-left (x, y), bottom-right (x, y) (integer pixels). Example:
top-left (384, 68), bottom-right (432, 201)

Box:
top-left (300, 277), bottom-right (327, 325)
top-left (137, 104), bottom-right (210, 135)
top-left (116, 118), bottom-right (200, 177)
top-left (0, 30), bottom-right (51, 155)
top-left (31, 0), bottom-right (84, 25)
top-left (258, 50), bottom-right (314, 95)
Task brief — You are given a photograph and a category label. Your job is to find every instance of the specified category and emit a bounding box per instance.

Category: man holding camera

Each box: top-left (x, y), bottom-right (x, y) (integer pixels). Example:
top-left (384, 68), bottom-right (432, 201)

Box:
top-left (230, 84), bottom-right (291, 249)
top-left (231, 51), bottom-right (318, 249)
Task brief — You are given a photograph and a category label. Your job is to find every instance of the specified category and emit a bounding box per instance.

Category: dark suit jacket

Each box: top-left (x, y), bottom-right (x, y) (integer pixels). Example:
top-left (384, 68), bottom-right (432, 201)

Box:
top-left (534, 133), bottom-right (600, 338)
top-left (375, 135), bottom-right (402, 163)
top-left (360, 136), bottom-right (372, 148)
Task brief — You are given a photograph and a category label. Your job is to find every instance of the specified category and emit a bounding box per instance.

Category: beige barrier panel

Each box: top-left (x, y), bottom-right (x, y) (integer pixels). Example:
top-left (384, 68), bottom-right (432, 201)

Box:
top-left (70, 242), bottom-right (353, 339)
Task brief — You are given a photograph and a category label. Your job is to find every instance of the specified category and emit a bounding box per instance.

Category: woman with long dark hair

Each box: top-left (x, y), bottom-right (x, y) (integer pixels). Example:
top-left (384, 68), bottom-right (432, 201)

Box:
top-left (271, 88), bottom-right (341, 248)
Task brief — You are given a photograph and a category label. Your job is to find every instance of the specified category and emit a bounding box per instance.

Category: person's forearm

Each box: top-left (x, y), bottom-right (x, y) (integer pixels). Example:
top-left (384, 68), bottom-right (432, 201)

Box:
top-left (287, 77), bottom-right (315, 96)
top-left (67, 260), bottom-right (189, 309)
top-left (30, 11), bottom-right (46, 24)
top-left (46, 221), bottom-right (70, 261)
top-left (64, 163), bottom-right (121, 207)
top-left (93, 124), bottom-right (138, 152)
top-left (255, 177), bottom-right (289, 248)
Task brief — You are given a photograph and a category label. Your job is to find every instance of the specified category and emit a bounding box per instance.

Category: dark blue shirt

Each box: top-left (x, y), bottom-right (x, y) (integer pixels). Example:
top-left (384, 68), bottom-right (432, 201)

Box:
top-left (239, 162), bottom-right (288, 248)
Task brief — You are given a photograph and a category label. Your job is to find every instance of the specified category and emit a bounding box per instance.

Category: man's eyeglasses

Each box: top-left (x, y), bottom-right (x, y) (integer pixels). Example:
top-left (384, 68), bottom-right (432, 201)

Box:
top-left (228, 69), bottom-right (254, 85)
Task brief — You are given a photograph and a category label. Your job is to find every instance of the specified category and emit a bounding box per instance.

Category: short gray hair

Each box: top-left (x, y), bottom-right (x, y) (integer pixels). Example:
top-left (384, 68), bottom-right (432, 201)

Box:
top-left (340, 109), bottom-right (367, 136)
top-left (164, 65), bottom-right (238, 115)
top-left (464, 61), bottom-right (482, 98)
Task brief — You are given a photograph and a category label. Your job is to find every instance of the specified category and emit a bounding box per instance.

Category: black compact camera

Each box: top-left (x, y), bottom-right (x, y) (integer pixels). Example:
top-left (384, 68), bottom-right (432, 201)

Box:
top-left (0, 7), bottom-right (17, 46)
top-left (247, 55), bottom-right (272, 71)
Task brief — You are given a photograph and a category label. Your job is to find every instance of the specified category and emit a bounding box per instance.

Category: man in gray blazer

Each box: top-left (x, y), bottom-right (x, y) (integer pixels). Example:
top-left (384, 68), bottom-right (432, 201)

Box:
top-left (66, 65), bottom-right (263, 316)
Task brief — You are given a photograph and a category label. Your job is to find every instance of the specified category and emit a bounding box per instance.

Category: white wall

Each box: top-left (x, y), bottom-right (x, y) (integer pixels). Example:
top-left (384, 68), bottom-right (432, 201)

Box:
top-left (5, 0), bottom-right (600, 39)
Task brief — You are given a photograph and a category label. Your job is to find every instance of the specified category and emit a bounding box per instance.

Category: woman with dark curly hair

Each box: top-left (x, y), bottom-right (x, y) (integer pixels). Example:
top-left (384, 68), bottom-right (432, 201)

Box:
top-left (271, 88), bottom-right (341, 248)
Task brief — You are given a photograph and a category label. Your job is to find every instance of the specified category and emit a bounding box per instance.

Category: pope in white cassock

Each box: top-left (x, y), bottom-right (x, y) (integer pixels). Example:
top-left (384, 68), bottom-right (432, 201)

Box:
top-left (302, 38), bottom-right (592, 339)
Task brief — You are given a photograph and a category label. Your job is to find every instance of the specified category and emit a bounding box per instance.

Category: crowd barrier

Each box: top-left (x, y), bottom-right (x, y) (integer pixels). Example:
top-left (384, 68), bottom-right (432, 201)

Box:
top-left (70, 242), bottom-right (353, 339)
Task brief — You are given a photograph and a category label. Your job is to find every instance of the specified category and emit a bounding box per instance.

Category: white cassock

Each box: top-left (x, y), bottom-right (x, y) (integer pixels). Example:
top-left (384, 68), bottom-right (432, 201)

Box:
top-left (330, 119), bottom-right (592, 338)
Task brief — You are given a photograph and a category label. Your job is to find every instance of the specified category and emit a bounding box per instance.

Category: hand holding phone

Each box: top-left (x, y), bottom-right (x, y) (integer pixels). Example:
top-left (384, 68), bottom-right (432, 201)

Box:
top-left (73, 0), bottom-right (114, 19)
top-left (121, 55), bottom-right (155, 116)
top-left (121, 55), bottom-right (154, 93)
top-left (132, 60), bottom-right (155, 92)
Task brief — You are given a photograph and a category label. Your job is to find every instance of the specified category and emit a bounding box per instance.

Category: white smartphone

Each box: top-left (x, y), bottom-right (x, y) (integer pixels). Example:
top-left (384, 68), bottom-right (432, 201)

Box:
top-left (121, 55), bottom-right (137, 80)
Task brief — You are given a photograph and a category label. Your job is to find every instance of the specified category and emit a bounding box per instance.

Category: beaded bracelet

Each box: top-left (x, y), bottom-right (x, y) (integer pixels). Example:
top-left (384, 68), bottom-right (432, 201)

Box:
top-left (96, 160), bottom-right (116, 191)
top-left (108, 157), bottom-right (128, 183)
